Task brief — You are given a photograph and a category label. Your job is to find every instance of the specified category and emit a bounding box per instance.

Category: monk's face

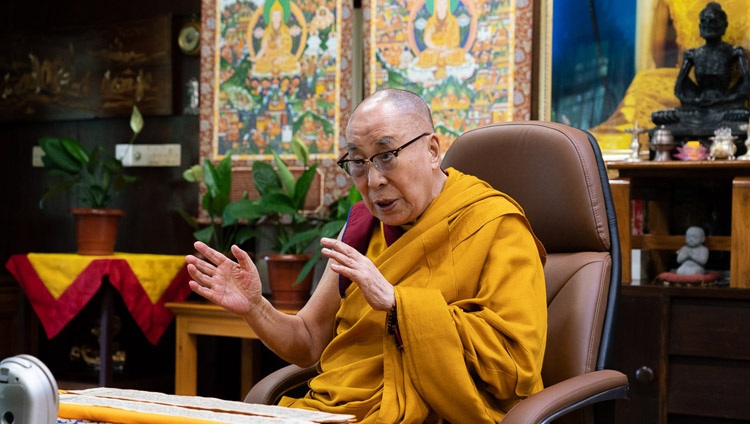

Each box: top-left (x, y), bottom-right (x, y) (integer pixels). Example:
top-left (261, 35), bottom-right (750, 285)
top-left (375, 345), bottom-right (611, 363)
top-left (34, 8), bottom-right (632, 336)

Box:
top-left (435, 0), bottom-right (448, 20)
top-left (345, 100), bottom-right (442, 226)
top-left (271, 9), bottom-right (282, 29)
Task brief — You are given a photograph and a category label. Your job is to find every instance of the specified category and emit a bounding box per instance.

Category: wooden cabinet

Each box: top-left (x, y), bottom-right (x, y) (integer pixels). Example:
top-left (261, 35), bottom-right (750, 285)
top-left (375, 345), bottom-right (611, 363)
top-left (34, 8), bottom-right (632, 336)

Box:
top-left (615, 285), bottom-right (750, 423)
top-left (608, 161), bottom-right (750, 287)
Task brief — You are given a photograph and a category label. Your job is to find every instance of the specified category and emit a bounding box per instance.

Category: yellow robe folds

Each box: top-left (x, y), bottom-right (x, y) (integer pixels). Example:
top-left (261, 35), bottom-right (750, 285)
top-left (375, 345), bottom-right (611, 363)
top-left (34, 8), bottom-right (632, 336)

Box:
top-left (253, 24), bottom-right (299, 75)
top-left (416, 14), bottom-right (466, 70)
top-left (281, 168), bottom-right (547, 423)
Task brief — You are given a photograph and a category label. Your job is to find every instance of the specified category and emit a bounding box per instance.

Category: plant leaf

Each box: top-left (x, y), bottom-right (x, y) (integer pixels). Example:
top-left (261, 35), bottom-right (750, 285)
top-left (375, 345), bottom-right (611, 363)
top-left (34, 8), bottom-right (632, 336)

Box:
top-left (206, 191), bottom-right (230, 218)
top-left (202, 160), bottom-right (221, 199)
top-left (291, 136), bottom-right (309, 166)
top-left (321, 219), bottom-right (347, 238)
top-left (183, 165), bottom-right (203, 182)
top-left (279, 227), bottom-right (321, 254)
top-left (252, 161), bottom-right (282, 196)
top-left (214, 155), bottom-right (233, 200)
top-left (87, 146), bottom-right (105, 175)
top-left (193, 226), bottom-right (216, 245)
top-left (271, 150), bottom-right (295, 197)
top-left (348, 184), bottom-right (362, 203)
top-left (39, 180), bottom-right (77, 209)
top-left (258, 192), bottom-right (298, 216)
top-left (223, 199), bottom-right (263, 225)
top-left (293, 165), bottom-right (317, 210)
top-left (39, 138), bottom-right (83, 174)
top-left (295, 250), bottom-right (321, 284)
top-left (234, 227), bottom-right (260, 246)
top-left (60, 138), bottom-right (90, 166)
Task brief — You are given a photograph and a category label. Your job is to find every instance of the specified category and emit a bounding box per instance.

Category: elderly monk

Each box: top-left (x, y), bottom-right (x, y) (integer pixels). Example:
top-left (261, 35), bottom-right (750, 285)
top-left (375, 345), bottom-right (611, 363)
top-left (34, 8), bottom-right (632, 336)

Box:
top-left (186, 88), bottom-right (547, 423)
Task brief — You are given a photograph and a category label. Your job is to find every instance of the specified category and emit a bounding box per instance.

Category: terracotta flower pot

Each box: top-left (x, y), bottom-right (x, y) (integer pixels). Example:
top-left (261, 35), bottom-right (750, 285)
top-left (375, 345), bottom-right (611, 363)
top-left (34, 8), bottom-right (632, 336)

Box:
top-left (72, 208), bottom-right (124, 255)
top-left (263, 253), bottom-right (313, 310)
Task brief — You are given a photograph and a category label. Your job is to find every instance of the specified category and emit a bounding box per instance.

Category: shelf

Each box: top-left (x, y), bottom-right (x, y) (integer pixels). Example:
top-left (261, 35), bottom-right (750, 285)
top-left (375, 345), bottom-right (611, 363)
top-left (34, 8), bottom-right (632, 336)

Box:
top-left (609, 162), bottom-right (750, 288)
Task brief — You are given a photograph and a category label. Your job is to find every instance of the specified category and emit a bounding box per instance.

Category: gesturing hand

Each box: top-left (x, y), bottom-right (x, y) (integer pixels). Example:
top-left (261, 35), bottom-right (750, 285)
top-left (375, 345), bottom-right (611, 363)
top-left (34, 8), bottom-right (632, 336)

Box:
top-left (320, 237), bottom-right (395, 311)
top-left (185, 242), bottom-right (265, 316)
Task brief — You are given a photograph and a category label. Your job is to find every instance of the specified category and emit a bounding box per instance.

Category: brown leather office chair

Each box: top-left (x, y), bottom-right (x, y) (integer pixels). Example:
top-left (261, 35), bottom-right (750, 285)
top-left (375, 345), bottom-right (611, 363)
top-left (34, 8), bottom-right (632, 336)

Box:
top-left (245, 121), bottom-right (629, 423)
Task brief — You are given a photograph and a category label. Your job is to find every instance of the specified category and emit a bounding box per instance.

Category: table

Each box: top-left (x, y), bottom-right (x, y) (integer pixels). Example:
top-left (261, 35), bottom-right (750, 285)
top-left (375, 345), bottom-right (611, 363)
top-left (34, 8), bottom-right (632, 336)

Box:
top-left (166, 301), bottom-right (298, 398)
top-left (55, 387), bottom-right (357, 423)
top-left (5, 253), bottom-right (193, 386)
top-left (607, 160), bottom-right (750, 287)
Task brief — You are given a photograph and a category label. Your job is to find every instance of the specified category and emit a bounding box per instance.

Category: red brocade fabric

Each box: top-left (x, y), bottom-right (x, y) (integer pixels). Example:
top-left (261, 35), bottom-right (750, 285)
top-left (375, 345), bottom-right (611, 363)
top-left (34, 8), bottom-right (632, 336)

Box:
top-left (6, 253), bottom-right (192, 344)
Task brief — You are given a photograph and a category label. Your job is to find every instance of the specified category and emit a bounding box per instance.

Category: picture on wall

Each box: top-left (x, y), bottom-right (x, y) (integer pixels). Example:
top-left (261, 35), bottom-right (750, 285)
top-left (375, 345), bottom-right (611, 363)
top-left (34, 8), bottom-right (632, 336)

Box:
top-left (362, 0), bottom-right (534, 151)
top-left (0, 15), bottom-right (173, 122)
top-left (200, 0), bottom-right (353, 161)
top-left (547, 0), bottom-right (750, 156)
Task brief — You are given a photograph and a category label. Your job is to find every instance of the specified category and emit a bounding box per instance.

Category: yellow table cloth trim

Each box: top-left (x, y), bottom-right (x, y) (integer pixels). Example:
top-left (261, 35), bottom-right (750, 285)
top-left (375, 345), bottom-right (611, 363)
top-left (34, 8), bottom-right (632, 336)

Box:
top-left (28, 253), bottom-right (186, 304)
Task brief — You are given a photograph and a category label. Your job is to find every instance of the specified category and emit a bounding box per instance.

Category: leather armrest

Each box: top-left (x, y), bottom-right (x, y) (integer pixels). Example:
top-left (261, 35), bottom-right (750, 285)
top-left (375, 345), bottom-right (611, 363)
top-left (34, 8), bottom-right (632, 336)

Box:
top-left (244, 364), bottom-right (318, 405)
top-left (245, 365), bottom-right (629, 421)
top-left (502, 369), bottom-right (629, 424)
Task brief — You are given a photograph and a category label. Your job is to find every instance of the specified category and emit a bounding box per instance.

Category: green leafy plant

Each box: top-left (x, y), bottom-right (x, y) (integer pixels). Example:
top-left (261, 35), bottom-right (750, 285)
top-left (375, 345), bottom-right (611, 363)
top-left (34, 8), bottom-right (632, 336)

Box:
top-left (224, 137), bottom-right (360, 282)
top-left (223, 138), bottom-right (316, 253)
top-left (180, 154), bottom-right (258, 253)
top-left (300, 183), bottom-right (362, 271)
top-left (39, 106), bottom-right (144, 209)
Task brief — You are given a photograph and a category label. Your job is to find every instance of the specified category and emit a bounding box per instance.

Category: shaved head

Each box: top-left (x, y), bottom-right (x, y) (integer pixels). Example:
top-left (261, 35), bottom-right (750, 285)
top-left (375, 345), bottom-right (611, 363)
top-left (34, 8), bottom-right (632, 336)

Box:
top-left (347, 89), bottom-right (435, 136)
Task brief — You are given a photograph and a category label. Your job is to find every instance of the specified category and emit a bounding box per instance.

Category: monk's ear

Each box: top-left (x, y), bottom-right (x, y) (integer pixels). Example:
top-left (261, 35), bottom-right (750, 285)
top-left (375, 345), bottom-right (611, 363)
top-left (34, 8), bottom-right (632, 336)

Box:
top-left (427, 134), bottom-right (441, 165)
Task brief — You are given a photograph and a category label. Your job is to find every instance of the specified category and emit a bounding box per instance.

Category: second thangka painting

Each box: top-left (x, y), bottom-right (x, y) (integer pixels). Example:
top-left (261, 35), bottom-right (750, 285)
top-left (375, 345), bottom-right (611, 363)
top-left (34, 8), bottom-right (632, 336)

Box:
top-left (363, 0), bottom-right (533, 151)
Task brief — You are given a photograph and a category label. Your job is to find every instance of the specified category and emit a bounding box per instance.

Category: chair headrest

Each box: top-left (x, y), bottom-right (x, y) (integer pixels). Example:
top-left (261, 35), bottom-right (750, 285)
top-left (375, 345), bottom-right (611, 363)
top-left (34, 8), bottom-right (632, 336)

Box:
top-left (441, 121), bottom-right (610, 253)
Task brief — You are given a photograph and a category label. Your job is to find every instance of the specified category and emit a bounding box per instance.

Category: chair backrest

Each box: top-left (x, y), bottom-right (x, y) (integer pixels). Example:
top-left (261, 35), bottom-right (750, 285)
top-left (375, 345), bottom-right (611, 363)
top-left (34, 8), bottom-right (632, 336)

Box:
top-left (441, 121), bottom-right (621, 406)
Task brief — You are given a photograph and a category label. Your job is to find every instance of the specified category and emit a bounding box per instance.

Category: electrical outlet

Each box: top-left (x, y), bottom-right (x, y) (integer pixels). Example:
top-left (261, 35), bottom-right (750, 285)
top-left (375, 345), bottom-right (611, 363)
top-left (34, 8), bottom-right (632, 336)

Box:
top-left (32, 146), bottom-right (45, 167)
top-left (115, 144), bottom-right (182, 167)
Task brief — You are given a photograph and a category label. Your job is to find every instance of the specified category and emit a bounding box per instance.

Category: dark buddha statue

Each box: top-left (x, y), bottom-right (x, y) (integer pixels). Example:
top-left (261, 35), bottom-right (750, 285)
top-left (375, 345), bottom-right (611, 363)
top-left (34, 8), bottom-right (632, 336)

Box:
top-left (651, 2), bottom-right (750, 144)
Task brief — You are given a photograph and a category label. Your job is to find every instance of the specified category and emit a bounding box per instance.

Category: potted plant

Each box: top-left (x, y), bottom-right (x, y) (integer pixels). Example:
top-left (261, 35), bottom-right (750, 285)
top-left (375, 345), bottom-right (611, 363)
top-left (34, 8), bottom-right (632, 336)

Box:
top-left (38, 106), bottom-right (143, 255)
top-left (223, 137), bottom-right (359, 309)
top-left (179, 154), bottom-right (257, 255)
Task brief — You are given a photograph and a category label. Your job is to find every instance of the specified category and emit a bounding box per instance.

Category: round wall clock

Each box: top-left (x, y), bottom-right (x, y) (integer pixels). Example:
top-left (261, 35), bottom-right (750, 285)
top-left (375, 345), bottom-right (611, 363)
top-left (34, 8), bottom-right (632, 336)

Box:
top-left (178, 21), bottom-right (201, 56)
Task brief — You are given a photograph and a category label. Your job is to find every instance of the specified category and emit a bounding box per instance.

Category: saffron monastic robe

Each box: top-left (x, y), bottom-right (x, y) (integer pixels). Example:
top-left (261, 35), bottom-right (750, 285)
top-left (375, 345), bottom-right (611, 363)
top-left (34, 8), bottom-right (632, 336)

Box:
top-left (281, 168), bottom-right (547, 423)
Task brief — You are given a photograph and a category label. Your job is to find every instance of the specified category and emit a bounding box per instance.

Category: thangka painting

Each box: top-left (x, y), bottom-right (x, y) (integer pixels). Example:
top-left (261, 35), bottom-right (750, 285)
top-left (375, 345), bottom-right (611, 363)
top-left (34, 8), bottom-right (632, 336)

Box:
top-left (200, 0), bottom-right (353, 163)
top-left (363, 0), bottom-right (533, 151)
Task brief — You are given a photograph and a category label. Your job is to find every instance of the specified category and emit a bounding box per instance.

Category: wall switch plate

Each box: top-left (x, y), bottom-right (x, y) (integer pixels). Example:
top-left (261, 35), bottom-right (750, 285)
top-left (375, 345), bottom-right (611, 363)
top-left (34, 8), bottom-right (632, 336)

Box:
top-left (115, 144), bottom-right (182, 167)
top-left (32, 146), bottom-right (45, 167)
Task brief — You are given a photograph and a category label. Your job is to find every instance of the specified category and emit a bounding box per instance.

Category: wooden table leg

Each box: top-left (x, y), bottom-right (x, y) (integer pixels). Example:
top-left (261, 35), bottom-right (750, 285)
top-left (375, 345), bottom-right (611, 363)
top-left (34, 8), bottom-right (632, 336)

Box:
top-left (99, 280), bottom-right (114, 387)
top-left (240, 339), bottom-right (260, 400)
top-left (174, 317), bottom-right (198, 395)
top-left (731, 176), bottom-right (750, 288)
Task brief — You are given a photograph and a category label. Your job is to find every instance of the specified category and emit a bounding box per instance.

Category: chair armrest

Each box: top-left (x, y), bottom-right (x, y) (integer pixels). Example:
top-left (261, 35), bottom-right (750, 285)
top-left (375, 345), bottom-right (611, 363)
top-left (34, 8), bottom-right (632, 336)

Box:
top-left (244, 364), bottom-right (319, 405)
top-left (502, 369), bottom-right (629, 424)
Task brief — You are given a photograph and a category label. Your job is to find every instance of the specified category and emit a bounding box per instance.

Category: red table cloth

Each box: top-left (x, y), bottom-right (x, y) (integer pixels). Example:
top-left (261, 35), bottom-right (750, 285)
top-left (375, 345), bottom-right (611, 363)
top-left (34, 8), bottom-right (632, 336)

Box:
top-left (6, 253), bottom-right (193, 345)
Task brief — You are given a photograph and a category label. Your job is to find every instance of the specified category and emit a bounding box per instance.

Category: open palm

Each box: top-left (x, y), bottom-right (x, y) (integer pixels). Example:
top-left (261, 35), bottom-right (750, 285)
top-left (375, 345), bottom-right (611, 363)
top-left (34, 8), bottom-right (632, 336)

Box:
top-left (186, 242), bottom-right (264, 316)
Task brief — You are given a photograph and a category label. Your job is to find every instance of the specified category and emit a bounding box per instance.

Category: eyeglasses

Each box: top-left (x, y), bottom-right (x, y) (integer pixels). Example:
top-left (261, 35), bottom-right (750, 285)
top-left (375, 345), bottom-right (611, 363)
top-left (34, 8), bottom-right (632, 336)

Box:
top-left (337, 132), bottom-right (431, 178)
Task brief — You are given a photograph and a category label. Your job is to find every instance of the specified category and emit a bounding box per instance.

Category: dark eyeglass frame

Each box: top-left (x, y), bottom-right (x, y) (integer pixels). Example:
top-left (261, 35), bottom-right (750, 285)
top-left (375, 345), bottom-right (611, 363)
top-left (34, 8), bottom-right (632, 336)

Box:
top-left (337, 132), bottom-right (431, 177)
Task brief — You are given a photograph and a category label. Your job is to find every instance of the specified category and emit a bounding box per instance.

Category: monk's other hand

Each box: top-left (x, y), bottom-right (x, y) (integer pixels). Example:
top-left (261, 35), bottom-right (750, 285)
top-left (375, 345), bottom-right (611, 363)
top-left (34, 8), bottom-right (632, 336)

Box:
top-left (320, 237), bottom-right (395, 311)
